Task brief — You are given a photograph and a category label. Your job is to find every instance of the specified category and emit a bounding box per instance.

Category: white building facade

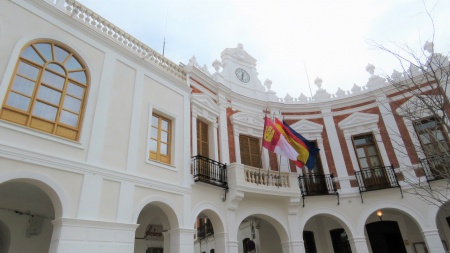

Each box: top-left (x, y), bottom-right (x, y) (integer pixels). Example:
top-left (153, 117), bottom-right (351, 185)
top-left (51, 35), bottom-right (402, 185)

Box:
top-left (0, 1), bottom-right (449, 253)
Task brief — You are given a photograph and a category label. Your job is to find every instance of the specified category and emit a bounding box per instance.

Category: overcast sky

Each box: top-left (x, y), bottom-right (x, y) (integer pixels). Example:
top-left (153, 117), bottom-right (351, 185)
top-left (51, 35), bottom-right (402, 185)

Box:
top-left (77, 0), bottom-right (450, 98)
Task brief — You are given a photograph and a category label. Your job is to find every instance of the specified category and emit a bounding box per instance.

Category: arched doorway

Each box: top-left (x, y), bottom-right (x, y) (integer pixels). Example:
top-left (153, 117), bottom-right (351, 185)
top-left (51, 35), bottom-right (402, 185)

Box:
top-left (0, 181), bottom-right (55, 252)
top-left (364, 208), bottom-right (425, 253)
top-left (435, 202), bottom-right (450, 251)
top-left (134, 203), bottom-right (172, 253)
top-left (238, 215), bottom-right (284, 253)
top-left (303, 215), bottom-right (353, 253)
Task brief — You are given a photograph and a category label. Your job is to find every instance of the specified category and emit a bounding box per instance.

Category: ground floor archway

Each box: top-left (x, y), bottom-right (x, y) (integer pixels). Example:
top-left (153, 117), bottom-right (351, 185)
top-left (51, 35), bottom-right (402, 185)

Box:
top-left (0, 180), bottom-right (56, 253)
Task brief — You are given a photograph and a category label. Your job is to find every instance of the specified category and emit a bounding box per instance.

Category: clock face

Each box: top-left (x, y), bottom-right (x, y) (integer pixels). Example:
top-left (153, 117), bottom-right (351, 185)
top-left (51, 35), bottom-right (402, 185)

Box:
top-left (235, 68), bottom-right (250, 83)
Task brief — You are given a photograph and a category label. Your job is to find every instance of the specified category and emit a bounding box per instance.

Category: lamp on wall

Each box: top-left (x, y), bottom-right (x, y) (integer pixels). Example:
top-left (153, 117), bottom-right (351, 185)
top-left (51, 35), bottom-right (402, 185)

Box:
top-left (376, 210), bottom-right (383, 221)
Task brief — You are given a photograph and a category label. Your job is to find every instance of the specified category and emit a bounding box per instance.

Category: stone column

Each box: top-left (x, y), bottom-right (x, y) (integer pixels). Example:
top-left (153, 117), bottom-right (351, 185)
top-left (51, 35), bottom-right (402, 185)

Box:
top-left (168, 228), bottom-right (196, 253)
top-left (50, 218), bottom-right (138, 253)
top-left (192, 112), bottom-right (198, 156)
top-left (77, 173), bottom-right (102, 220)
top-left (218, 95), bottom-right (230, 164)
top-left (212, 121), bottom-right (219, 161)
top-left (214, 232), bottom-right (228, 253)
top-left (162, 231), bottom-right (171, 253)
top-left (322, 108), bottom-right (351, 190)
top-left (422, 229), bottom-right (446, 253)
top-left (349, 235), bottom-right (370, 253)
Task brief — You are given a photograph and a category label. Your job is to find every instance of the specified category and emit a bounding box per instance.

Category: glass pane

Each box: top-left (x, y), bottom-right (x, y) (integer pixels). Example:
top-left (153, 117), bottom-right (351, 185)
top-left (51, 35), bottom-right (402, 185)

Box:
top-left (47, 63), bottom-right (65, 75)
top-left (435, 130), bottom-right (445, 141)
top-left (161, 119), bottom-right (169, 131)
top-left (11, 75), bottom-right (36, 96)
top-left (35, 43), bottom-right (53, 61)
top-left (38, 86), bottom-right (61, 105)
top-left (54, 46), bottom-right (70, 63)
top-left (33, 101), bottom-right (57, 121)
top-left (419, 133), bottom-right (431, 144)
top-left (150, 127), bottom-right (158, 139)
top-left (356, 148), bottom-right (366, 158)
top-left (161, 143), bottom-right (168, 155)
top-left (21, 46), bottom-right (44, 65)
top-left (359, 158), bottom-right (369, 168)
top-left (17, 61), bottom-right (40, 80)
top-left (152, 116), bottom-right (158, 127)
top-left (42, 70), bottom-right (65, 90)
top-left (67, 82), bottom-right (84, 99)
top-left (59, 110), bottom-right (78, 127)
top-left (65, 56), bottom-right (82, 70)
top-left (69, 71), bottom-right (86, 84)
top-left (161, 131), bottom-right (168, 142)
top-left (367, 146), bottom-right (377, 156)
top-left (370, 156), bottom-right (381, 167)
top-left (6, 92), bottom-right (30, 111)
top-left (150, 139), bottom-right (157, 151)
top-left (63, 95), bottom-right (81, 113)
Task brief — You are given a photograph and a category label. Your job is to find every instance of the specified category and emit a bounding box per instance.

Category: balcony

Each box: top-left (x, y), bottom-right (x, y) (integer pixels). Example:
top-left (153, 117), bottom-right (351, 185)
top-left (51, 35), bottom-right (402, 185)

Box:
top-left (192, 155), bottom-right (228, 190)
top-left (298, 173), bottom-right (339, 206)
top-left (354, 165), bottom-right (402, 202)
top-left (420, 154), bottom-right (450, 182)
top-left (225, 164), bottom-right (301, 199)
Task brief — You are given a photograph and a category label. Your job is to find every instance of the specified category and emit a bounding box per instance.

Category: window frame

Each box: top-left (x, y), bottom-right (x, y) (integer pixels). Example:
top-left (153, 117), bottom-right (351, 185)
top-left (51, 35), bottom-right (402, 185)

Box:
top-left (352, 133), bottom-right (384, 170)
top-left (197, 119), bottom-right (209, 157)
top-left (413, 116), bottom-right (450, 157)
top-left (149, 113), bottom-right (172, 164)
top-left (0, 40), bottom-right (89, 141)
top-left (239, 134), bottom-right (262, 168)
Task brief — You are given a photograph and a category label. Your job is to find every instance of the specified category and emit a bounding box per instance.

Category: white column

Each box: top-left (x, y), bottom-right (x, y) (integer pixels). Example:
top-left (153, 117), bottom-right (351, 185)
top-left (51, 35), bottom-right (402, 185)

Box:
top-left (227, 240), bottom-right (239, 253)
top-left (349, 235), bottom-right (370, 253)
top-left (192, 113), bottom-right (198, 156)
top-left (168, 228), bottom-right (195, 253)
top-left (50, 218), bottom-right (138, 253)
top-left (77, 173), bottom-right (102, 220)
top-left (87, 52), bottom-right (116, 165)
top-left (218, 95), bottom-right (230, 164)
top-left (377, 96), bottom-right (413, 167)
top-left (116, 181), bottom-right (134, 223)
top-left (262, 148), bottom-right (270, 170)
top-left (285, 200), bottom-right (304, 253)
top-left (162, 231), bottom-right (171, 253)
top-left (317, 138), bottom-right (330, 174)
top-left (212, 121), bottom-right (219, 161)
top-left (344, 134), bottom-right (360, 173)
top-left (322, 108), bottom-right (351, 190)
top-left (214, 232), bottom-right (228, 253)
top-left (234, 133), bottom-right (241, 164)
top-left (126, 69), bottom-right (144, 174)
top-left (422, 229), bottom-right (446, 253)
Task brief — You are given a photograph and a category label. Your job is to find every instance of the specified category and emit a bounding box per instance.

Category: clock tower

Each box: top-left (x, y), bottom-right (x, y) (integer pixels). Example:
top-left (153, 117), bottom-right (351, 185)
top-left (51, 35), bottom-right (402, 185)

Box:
top-left (213, 43), bottom-right (268, 100)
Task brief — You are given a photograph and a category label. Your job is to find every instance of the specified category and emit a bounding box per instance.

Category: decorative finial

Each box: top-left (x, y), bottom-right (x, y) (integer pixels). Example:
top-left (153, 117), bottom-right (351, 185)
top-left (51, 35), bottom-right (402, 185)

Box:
top-left (314, 77), bottom-right (323, 89)
top-left (424, 41), bottom-right (434, 54)
top-left (212, 59), bottom-right (221, 72)
top-left (264, 79), bottom-right (272, 91)
top-left (366, 63), bottom-right (375, 76)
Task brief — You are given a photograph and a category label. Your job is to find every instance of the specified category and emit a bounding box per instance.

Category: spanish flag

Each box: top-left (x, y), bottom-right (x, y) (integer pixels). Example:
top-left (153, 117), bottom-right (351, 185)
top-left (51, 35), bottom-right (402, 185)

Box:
top-left (262, 116), bottom-right (298, 161)
top-left (275, 119), bottom-right (320, 170)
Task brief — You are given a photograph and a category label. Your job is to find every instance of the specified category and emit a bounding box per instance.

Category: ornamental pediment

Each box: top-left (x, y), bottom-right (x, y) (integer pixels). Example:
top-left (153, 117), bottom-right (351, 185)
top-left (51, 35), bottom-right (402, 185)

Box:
top-left (396, 95), bottom-right (443, 119)
top-left (191, 94), bottom-right (220, 120)
top-left (338, 112), bottom-right (379, 130)
top-left (289, 120), bottom-right (323, 134)
top-left (230, 112), bottom-right (264, 128)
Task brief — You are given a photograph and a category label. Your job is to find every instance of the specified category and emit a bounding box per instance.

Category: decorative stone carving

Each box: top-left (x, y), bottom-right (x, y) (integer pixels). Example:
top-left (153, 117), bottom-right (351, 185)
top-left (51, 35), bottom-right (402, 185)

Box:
top-left (264, 79), bottom-right (272, 91)
top-left (212, 59), bottom-right (221, 72)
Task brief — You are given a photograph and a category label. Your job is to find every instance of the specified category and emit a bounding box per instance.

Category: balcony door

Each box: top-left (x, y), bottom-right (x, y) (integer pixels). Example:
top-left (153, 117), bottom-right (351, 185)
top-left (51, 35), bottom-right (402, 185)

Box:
top-left (352, 134), bottom-right (388, 188)
top-left (302, 141), bottom-right (327, 194)
top-left (239, 135), bottom-right (262, 168)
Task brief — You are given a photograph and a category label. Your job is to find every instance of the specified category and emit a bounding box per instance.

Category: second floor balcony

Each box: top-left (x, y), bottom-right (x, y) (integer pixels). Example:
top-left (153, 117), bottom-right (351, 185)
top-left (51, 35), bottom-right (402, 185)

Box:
top-left (420, 153), bottom-right (450, 182)
top-left (192, 155), bottom-right (228, 190)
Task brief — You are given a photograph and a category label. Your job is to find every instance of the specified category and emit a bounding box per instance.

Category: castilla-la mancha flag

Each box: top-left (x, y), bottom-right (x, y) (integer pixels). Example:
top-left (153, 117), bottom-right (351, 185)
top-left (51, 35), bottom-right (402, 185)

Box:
top-left (262, 116), bottom-right (298, 160)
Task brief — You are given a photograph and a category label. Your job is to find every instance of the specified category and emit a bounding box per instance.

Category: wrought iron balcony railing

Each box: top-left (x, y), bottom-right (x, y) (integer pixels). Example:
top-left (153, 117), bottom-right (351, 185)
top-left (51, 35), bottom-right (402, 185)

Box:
top-left (192, 155), bottom-right (228, 190)
top-left (420, 153), bottom-right (450, 181)
top-left (298, 173), bottom-right (339, 206)
top-left (354, 165), bottom-right (402, 203)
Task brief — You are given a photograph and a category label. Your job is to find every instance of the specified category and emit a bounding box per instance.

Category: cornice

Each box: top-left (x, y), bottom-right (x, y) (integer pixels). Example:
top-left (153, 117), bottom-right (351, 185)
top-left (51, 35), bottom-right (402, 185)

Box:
top-left (0, 142), bottom-right (191, 195)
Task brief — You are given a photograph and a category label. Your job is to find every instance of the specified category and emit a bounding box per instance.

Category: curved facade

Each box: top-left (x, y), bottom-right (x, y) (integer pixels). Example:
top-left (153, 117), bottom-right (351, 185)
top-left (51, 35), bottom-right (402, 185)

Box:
top-left (0, 1), bottom-right (449, 253)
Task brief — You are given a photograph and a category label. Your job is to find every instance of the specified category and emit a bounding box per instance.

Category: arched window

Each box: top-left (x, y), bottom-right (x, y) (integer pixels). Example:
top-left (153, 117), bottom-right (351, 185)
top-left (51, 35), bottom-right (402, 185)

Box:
top-left (1, 41), bottom-right (89, 140)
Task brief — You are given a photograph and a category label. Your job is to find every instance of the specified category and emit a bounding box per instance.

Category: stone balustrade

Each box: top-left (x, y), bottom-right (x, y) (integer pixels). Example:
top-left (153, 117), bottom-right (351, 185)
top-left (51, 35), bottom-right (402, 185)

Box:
top-left (244, 166), bottom-right (290, 188)
top-left (58, 0), bottom-right (186, 81)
